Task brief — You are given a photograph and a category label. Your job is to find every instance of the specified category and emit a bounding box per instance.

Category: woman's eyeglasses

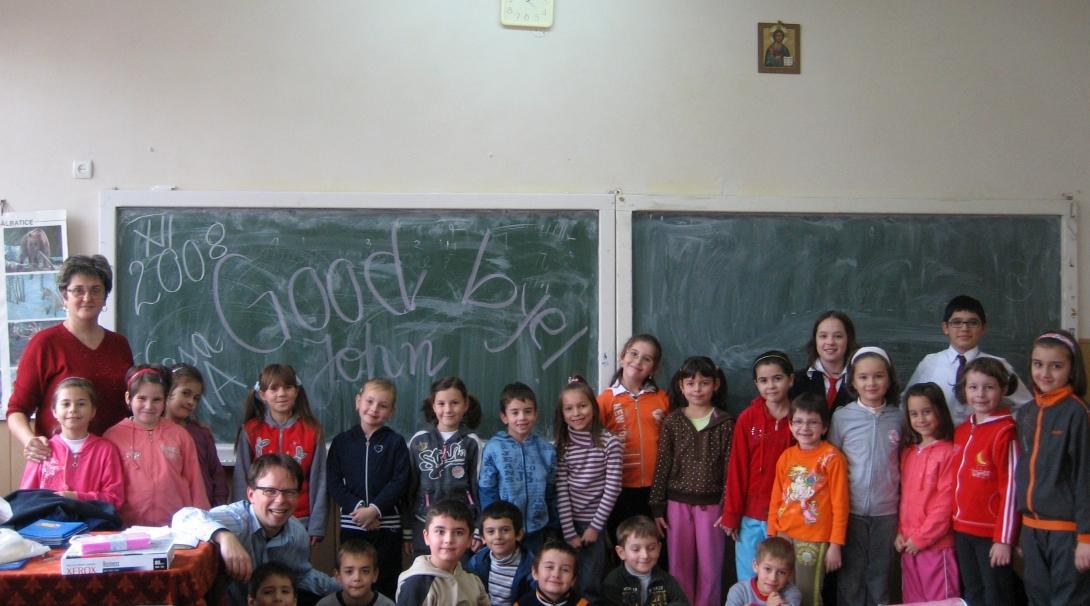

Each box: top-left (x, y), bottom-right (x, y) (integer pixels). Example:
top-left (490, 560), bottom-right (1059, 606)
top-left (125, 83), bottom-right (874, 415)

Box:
top-left (66, 286), bottom-right (105, 299)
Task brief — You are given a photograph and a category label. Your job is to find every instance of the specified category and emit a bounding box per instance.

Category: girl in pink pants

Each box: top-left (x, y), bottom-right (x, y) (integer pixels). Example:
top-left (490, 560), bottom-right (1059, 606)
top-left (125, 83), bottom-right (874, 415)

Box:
top-left (896, 382), bottom-right (961, 602)
top-left (649, 356), bottom-right (734, 606)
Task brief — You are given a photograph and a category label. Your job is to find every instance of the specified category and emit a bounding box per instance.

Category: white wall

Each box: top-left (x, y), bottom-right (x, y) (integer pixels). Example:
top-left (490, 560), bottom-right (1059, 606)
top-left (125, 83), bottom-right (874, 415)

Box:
top-left (3, 0), bottom-right (1089, 326)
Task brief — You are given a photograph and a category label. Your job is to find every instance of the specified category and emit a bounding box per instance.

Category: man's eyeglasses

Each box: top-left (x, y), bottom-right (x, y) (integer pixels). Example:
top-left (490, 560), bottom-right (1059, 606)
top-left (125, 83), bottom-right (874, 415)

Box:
top-left (252, 486), bottom-right (301, 498)
top-left (946, 319), bottom-right (982, 328)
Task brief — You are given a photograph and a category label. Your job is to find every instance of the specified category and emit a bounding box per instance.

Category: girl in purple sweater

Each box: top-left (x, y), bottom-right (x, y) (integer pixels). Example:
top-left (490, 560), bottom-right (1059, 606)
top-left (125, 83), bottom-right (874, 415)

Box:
top-left (165, 363), bottom-right (229, 506)
top-left (554, 376), bottom-right (622, 602)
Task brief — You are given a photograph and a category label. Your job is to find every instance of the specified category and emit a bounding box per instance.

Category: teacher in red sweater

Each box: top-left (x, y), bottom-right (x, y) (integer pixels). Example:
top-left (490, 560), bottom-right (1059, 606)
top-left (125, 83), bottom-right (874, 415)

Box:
top-left (7, 254), bottom-right (133, 461)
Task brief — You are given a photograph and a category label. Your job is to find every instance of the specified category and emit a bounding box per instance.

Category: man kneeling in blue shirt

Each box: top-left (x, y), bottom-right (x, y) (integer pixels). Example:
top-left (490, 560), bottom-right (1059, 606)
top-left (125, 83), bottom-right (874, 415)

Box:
top-left (173, 453), bottom-right (339, 605)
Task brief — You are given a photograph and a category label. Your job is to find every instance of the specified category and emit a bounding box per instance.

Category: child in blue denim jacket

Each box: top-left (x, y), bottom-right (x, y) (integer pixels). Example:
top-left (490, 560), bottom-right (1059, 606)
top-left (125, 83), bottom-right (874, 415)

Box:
top-left (479, 382), bottom-right (558, 554)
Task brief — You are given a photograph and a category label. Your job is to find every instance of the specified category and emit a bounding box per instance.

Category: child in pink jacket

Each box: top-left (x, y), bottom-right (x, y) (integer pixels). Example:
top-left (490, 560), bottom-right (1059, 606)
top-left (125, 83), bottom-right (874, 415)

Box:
top-left (896, 383), bottom-right (961, 602)
top-left (20, 377), bottom-right (125, 508)
top-left (105, 365), bottom-right (209, 526)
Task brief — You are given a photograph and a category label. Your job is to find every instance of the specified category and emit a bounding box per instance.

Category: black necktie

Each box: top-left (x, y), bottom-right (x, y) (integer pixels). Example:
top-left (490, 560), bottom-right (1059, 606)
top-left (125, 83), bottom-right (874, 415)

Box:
top-left (956, 354), bottom-right (967, 402)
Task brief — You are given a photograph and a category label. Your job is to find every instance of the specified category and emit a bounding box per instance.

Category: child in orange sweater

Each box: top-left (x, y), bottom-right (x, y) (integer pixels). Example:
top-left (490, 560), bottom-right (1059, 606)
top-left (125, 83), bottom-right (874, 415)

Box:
top-left (767, 393), bottom-right (849, 606)
top-left (597, 334), bottom-right (670, 540)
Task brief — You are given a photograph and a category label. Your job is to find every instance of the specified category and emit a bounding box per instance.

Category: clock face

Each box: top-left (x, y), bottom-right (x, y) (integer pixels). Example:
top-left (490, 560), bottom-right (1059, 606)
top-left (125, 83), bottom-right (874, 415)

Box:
top-left (500, 0), bottom-right (554, 29)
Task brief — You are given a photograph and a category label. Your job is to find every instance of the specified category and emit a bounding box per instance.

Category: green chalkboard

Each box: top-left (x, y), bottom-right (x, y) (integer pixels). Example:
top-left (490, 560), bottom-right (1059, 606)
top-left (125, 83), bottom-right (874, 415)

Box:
top-left (114, 208), bottom-right (599, 442)
top-left (633, 213), bottom-right (1062, 414)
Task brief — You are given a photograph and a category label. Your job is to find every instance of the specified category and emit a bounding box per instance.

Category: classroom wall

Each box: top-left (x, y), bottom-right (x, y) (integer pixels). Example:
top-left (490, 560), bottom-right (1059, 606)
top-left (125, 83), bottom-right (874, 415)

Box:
top-left (2, 0), bottom-right (1088, 497)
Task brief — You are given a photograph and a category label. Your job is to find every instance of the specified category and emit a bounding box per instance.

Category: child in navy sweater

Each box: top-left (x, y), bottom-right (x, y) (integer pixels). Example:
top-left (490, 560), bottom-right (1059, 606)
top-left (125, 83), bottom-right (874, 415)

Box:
top-left (327, 378), bottom-right (411, 598)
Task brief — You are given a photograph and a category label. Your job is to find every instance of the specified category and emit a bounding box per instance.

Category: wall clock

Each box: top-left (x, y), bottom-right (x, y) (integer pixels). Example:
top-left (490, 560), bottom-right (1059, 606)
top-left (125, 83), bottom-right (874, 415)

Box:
top-left (500, 0), bottom-right (554, 29)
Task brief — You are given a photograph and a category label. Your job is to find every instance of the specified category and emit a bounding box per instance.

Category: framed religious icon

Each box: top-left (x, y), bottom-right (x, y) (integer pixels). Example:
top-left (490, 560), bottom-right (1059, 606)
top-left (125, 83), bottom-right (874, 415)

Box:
top-left (758, 22), bottom-right (800, 74)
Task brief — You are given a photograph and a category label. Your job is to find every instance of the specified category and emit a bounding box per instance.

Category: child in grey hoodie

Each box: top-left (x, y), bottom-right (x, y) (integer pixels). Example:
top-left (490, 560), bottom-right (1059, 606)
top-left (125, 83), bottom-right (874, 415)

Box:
top-left (828, 347), bottom-right (905, 606)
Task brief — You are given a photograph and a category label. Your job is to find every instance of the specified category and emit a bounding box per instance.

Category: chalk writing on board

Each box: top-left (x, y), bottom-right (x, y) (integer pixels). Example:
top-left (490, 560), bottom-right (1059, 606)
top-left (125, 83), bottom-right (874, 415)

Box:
top-left (118, 209), bottom-right (597, 438)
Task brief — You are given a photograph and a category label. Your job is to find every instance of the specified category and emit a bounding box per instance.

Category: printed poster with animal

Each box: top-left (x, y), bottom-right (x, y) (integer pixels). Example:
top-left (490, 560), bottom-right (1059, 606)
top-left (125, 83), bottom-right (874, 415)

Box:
top-left (1, 210), bottom-right (68, 414)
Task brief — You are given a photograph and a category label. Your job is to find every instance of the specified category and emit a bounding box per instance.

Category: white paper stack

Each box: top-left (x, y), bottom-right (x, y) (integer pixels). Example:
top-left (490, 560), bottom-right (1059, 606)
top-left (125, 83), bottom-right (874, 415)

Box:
top-left (61, 533), bottom-right (175, 574)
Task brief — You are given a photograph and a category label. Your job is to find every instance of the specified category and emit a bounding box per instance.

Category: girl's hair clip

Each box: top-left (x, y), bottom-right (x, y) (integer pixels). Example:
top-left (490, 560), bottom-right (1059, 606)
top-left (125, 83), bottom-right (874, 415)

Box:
top-left (567, 375), bottom-right (586, 385)
top-left (253, 380), bottom-right (261, 392)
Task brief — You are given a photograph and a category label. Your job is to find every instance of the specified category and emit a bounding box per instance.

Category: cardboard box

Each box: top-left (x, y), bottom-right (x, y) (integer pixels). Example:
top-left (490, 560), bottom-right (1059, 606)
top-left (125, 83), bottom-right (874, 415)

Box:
top-left (61, 538), bottom-right (175, 574)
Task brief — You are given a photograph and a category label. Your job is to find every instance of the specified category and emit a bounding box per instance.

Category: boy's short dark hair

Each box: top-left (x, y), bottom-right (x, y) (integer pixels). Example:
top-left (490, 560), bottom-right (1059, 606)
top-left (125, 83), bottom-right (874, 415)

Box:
top-left (336, 537), bottom-right (378, 570)
top-left (247, 453), bottom-right (304, 489)
top-left (480, 499), bottom-right (524, 534)
top-left (616, 515), bottom-right (659, 547)
top-left (534, 539), bottom-right (579, 572)
top-left (248, 561), bottom-right (296, 598)
top-left (789, 392), bottom-right (830, 428)
top-left (755, 536), bottom-right (795, 567)
top-left (499, 381), bottom-right (537, 412)
top-left (944, 295), bottom-right (986, 324)
top-left (425, 498), bottom-right (475, 530)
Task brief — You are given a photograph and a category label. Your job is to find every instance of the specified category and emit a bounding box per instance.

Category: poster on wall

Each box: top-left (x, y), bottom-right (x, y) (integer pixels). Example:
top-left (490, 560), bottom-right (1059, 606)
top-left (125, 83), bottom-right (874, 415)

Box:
top-left (1, 210), bottom-right (68, 415)
top-left (758, 21), bottom-right (801, 74)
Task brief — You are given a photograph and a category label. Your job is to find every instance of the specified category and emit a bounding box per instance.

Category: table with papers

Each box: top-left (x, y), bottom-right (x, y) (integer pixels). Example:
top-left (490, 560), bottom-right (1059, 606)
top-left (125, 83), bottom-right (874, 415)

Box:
top-left (0, 539), bottom-right (221, 605)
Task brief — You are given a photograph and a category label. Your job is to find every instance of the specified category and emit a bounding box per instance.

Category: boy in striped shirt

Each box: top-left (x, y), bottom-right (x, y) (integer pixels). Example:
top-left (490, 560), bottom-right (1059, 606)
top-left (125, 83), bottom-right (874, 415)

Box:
top-left (469, 500), bottom-right (535, 606)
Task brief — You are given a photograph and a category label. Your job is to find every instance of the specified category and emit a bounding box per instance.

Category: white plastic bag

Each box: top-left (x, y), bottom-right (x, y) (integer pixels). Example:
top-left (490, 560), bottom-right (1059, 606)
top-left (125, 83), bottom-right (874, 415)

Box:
top-left (0, 528), bottom-right (49, 565)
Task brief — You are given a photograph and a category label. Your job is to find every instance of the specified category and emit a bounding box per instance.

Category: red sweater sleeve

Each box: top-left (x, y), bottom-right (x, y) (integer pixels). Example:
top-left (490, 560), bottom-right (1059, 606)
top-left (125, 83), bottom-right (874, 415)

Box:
top-left (7, 328), bottom-right (52, 421)
top-left (766, 451), bottom-right (788, 538)
top-left (720, 414), bottom-right (751, 528)
top-left (993, 426), bottom-right (1021, 545)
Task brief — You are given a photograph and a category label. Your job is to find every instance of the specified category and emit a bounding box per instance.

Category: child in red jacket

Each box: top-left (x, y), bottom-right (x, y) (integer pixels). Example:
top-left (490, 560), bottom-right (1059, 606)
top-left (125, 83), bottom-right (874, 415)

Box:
top-left (952, 357), bottom-right (1020, 606)
top-left (717, 351), bottom-right (795, 583)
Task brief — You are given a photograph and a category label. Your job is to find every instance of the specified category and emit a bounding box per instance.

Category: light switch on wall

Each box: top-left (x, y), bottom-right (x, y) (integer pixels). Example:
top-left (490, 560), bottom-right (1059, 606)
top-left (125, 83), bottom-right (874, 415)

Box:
top-left (72, 160), bottom-right (93, 179)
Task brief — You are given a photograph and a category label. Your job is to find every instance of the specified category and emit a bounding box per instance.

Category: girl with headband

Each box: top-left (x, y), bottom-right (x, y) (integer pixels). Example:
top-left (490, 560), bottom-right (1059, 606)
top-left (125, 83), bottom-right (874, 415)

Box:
top-left (718, 350), bottom-right (796, 584)
top-left (1016, 329), bottom-right (1090, 603)
top-left (104, 364), bottom-right (208, 526)
top-left (828, 346), bottom-right (904, 606)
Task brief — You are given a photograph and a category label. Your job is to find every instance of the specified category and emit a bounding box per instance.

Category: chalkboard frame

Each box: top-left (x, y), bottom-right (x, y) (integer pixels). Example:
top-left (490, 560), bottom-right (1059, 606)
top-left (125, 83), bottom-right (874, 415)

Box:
top-left (99, 191), bottom-right (617, 455)
top-left (97, 192), bottom-right (1079, 447)
top-left (616, 195), bottom-right (1078, 353)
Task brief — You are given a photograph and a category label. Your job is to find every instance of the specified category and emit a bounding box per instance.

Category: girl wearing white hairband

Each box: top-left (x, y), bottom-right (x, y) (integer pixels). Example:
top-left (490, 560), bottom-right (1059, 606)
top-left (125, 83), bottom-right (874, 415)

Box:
top-left (827, 346), bottom-right (905, 606)
top-left (1016, 329), bottom-right (1090, 604)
